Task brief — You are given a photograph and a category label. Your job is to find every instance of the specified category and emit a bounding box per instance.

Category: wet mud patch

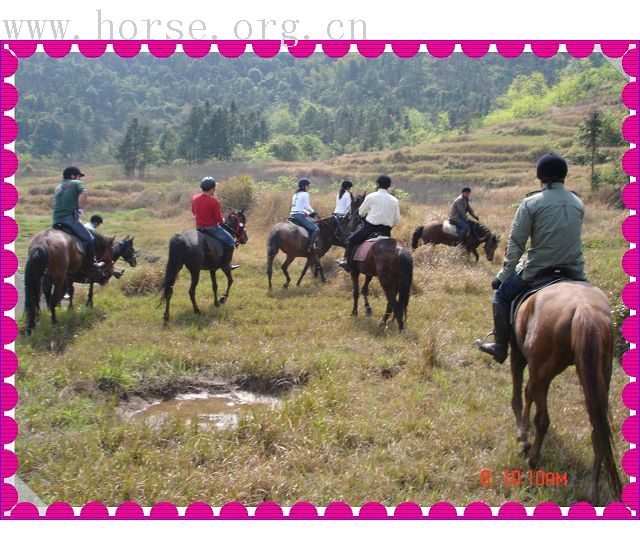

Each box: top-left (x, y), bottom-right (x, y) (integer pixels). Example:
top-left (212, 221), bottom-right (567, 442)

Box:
top-left (118, 374), bottom-right (304, 430)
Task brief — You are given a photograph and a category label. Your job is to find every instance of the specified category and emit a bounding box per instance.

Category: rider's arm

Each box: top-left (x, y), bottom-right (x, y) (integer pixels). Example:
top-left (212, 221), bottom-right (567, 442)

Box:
top-left (302, 192), bottom-right (314, 216)
top-left (78, 190), bottom-right (88, 211)
top-left (359, 194), bottom-right (372, 217)
top-left (497, 201), bottom-right (532, 283)
top-left (393, 200), bottom-right (400, 226)
top-left (467, 202), bottom-right (478, 220)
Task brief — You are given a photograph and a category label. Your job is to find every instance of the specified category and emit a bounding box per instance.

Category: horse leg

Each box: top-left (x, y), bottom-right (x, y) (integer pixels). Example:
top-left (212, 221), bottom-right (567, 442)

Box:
top-left (67, 281), bottom-right (75, 309)
top-left (527, 377), bottom-right (552, 468)
top-left (267, 252), bottom-right (275, 291)
top-left (50, 275), bottom-right (67, 325)
top-left (316, 256), bottom-right (326, 283)
top-left (351, 271), bottom-right (360, 316)
top-left (43, 274), bottom-right (53, 310)
top-left (219, 266), bottom-right (233, 304)
top-left (187, 267), bottom-right (202, 315)
top-left (296, 258), bottom-right (311, 286)
top-left (210, 270), bottom-right (219, 306)
top-left (380, 283), bottom-right (400, 329)
top-left (362, 275), bottom-right (373, 316)
top-left (281, 255), bottom-right (294, 289)
top-left (510, 344), bottom-right (527, 443)
top-left (472, 248), bottom-right (479, 263)
top-left (86, 282), bottom-right (94, 308)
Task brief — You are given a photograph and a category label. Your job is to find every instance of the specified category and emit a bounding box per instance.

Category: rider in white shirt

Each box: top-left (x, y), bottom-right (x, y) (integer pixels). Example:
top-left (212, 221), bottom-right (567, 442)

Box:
top-left (289, 178), bottom-right (320, 254)
top-left (334, 180), bottom-right (353, 215)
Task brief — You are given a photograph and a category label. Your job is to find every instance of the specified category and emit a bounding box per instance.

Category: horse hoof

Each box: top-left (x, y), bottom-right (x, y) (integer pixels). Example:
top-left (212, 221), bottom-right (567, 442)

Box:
top-left (521, 442), bottom-right (532, 458)
top-left (219, 296), bottom-right (227, 305)
top-left (364, 306), bottom-right (372, 316)
top-left (283, 284), bottom-right (289, 290)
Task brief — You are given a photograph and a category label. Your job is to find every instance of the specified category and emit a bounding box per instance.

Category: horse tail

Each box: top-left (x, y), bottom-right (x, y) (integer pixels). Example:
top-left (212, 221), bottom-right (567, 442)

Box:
top-left (572, 305), bottom-right (622, 499)
top-left (157, 234), bottom-right (185, 306)
top-left (267, 227), bottom-right (280, 259)
top-left (397, 248), bottom-right (413, 322)
top-left (411, 226), bottom-right (424, 249)
top-left (24, 242), bottom-right (49, 331)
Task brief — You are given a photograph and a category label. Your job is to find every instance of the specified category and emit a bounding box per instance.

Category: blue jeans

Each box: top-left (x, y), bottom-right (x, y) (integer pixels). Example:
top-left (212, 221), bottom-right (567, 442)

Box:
top-left (199, 226), bottom-right (236, 247)
top-left (456, 219), bottom-right (470, 237)
top-left (494, 272), bottom-right (530, 307)
top-left (54, 214), bottom-right (94, 246)
top-left (289, 214), bottom-right (320, 247)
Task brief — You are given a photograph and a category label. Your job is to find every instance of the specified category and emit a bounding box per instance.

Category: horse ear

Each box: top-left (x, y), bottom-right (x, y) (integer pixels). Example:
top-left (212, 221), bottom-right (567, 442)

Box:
top-left (496, 235), bottom-right (501, 241)
top-left (109, 236), bottom-right (116, 245)
top-left (241, 207), bottom-right (246, 214)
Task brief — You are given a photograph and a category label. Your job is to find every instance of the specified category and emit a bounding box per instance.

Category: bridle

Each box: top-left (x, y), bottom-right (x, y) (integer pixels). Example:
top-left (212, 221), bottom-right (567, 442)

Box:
top-left (222, 211), bottom-right (248, 245)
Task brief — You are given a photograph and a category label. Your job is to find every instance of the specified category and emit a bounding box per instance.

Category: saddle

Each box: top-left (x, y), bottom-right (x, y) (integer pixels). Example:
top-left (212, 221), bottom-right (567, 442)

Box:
top-left (287, 219), bottom-right (310, 238)
top-left (442, 220), bottom-right (459, 237)
top-left (353, 235), bottom-right (392, 262)
top-left (197, 230), bottom-right (225, 258)
top-left (510, 269), bottom-right (582, 325)
top-left (53, 223), bottom-right (85, 254)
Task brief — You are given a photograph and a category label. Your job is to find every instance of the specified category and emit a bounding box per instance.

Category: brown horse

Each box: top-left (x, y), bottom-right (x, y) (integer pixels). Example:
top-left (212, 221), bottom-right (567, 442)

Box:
top-left (349, 239), bottom-right (413, 331)
top-left (509, 281), bottom-right (622, 503)
top-left (266, 214), bottom-right (353, 290)
top-left (412, 221), bottom-right (500, 262)
top-left (24, 229), bottom-right (112, 335)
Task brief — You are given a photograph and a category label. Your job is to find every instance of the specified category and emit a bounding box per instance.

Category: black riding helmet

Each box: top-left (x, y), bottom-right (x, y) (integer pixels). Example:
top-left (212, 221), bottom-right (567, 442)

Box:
top-left (63, 166), bottom-right (85, 179)
top-left (200, 177), bottom-right (216, 191)
top-left (536, 153), bottom-right (568, 183)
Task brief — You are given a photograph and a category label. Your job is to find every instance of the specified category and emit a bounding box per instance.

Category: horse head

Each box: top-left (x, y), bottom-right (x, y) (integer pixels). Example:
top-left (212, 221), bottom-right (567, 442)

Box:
top-left (226, 209), bottom-right (248, 245)
top-left (483, 233), bottom-right (500, 262)
top-left (115, 235), bottom-right (138, 267)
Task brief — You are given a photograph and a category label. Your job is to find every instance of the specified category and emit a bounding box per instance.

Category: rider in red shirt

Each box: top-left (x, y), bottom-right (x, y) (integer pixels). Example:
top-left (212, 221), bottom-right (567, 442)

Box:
top-left (192, 177), bottom-right (238, 269)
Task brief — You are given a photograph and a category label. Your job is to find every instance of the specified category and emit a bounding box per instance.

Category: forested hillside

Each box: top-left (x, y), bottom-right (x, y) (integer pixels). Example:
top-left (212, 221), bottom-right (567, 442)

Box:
top-left (18, 52), bottom-right (597, 162)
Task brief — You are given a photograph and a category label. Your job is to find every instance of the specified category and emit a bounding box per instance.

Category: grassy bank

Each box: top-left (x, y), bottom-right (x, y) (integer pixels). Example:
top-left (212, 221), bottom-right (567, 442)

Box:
top-left (14, 156), bottom-right (629, 506)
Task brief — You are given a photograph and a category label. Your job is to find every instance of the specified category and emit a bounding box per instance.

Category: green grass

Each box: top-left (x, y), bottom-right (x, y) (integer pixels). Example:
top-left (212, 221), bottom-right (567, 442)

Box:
top-left (14, 139), bottom-right (630, 508)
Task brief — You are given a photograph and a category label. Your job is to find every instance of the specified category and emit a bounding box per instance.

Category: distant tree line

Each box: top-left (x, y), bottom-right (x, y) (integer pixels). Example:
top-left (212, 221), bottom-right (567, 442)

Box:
top-left (18, 53), bottom-right (582, 161)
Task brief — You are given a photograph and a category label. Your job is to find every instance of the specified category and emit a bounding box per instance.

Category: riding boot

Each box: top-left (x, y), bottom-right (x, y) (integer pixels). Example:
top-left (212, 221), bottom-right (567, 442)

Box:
top-left (477, 302), bottom-right (509, 363)
top-left (223, 246), bottom-right (239, 270)
top-left (337, 245), bottom-right (352, 272)
top-left (84, 243), bottom-right (105, 275)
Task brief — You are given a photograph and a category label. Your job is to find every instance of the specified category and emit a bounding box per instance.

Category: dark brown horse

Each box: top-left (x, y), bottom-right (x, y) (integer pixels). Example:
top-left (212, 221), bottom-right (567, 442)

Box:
top-left (24, 229), bottom-right (112, 335)
top-left (412, 221), bottom-right (500, 262)
top-left (349, 239), bottom-right (413, 331)
top-left (266, 214), bottom-right (353, 290)
top-left (62, 234), bottom-right (138, 308)
top-left (159, 210), bottom-right (248, 325)
top-left (509, 281), bottom-right (622, 503)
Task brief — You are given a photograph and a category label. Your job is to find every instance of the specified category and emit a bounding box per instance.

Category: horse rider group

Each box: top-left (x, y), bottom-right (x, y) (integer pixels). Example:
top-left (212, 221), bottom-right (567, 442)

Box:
top-left (51, 151), bottom-right (585, 364)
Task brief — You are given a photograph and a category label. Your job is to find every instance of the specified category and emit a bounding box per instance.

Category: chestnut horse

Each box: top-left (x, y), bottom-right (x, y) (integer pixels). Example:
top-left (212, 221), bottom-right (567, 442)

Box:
top-left (266, 214), bottom-right (353, 290)
top-left (24, 228), bottom-right (112, 335)
top-left (159, 210), bottom-right (248, 325)
top-left (510, 281), bottom-right (622, 503)
top-left (412, 221), bottom-right (500, 262)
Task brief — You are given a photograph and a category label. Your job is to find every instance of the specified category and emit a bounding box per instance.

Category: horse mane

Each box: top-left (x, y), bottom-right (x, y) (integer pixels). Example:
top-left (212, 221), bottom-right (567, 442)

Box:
top-left (471, 221), bottom-right (491, 240)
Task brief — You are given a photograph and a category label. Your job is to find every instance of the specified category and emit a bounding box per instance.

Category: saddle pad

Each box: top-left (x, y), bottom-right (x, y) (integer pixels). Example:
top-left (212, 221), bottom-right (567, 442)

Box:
top-left (53, 225), bottom-right (85, 254)
top-left (510, 276), bottom-right (575, 325)
top-left (442, 220), bottom-right (458, 236)
top-left (198, 232), bottom-right (225, 258)
top-left (353, 237), bottom-right (391, 262)
top-left (291, 224), bottom-right (309, 238)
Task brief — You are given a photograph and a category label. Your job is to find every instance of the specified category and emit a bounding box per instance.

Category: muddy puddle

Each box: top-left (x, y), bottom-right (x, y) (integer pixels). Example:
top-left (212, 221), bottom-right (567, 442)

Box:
top-left (127, 388), bottom-right (280, 430)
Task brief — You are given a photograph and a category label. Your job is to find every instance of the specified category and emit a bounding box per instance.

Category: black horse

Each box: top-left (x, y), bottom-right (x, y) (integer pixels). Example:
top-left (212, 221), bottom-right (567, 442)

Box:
top-left (159, 210), bottom-right (248, 325)
top-left (66, 234), bottom-right (137, 307)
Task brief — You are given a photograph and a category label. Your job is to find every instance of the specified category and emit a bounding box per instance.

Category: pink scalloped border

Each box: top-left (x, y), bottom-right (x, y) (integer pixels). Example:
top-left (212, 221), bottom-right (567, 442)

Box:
top-left (0, 40), bottom-right (638, 520)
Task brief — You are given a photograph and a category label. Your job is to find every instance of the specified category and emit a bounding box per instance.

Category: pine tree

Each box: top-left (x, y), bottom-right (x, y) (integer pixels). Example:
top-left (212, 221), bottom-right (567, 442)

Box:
top-left (115, 118), bottom-right (139, 177)
top-left (577, 109), bottom-right (604, 190)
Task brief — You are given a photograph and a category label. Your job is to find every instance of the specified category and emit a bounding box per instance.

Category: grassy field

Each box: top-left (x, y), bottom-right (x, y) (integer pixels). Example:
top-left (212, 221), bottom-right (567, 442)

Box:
top-left (14, 114), bottom-right (630, 507)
